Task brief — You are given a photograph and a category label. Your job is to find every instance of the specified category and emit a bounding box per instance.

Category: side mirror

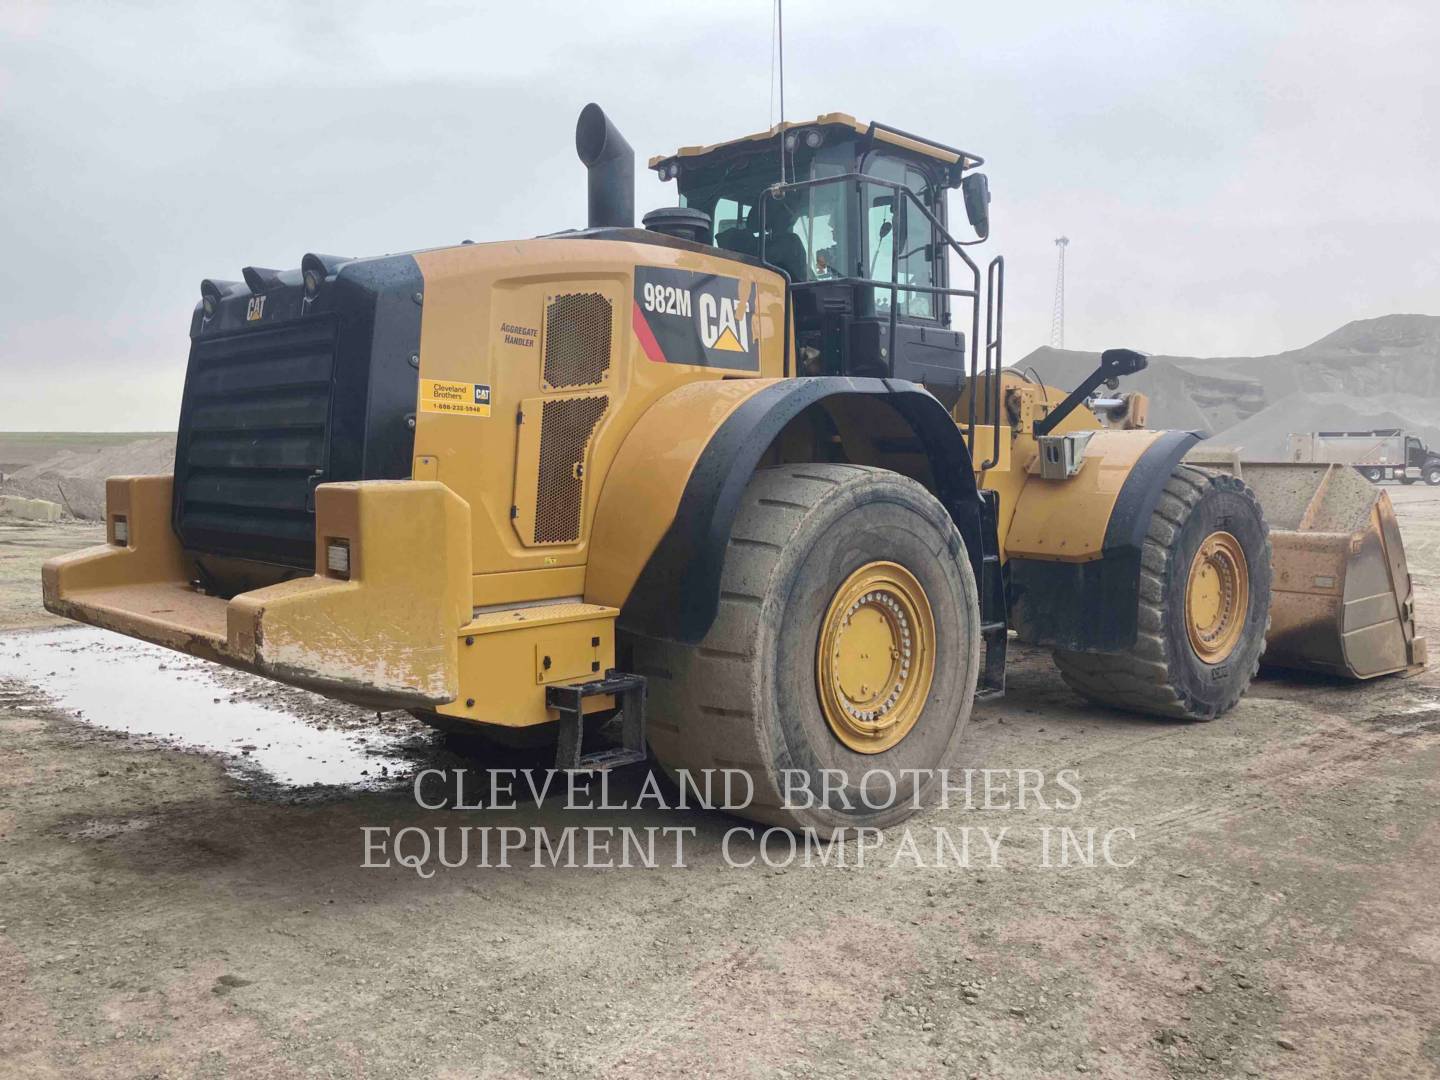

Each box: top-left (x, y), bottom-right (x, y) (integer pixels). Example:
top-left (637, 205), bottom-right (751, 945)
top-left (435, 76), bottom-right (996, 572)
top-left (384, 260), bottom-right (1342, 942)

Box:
top-left (870, 193), bottom-right (907, 253)
top-left (962, 172), bottom-right (990, 239)
top-left (1100, 347), bottom-right (1148, 377)
top-left (1033, 347), bottom-right (1149, 437)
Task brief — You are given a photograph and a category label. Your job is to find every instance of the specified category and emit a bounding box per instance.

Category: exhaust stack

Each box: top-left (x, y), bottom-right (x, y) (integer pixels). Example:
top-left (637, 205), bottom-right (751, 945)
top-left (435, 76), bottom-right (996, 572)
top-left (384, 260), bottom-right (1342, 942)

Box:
top-left (575, 103), bottom-right (634, 229)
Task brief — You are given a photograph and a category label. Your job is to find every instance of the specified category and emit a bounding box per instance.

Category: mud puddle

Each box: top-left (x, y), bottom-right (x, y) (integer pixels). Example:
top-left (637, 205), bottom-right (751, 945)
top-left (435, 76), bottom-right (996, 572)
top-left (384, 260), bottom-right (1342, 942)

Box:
top-left (0, 626), bottom-right (421, 788)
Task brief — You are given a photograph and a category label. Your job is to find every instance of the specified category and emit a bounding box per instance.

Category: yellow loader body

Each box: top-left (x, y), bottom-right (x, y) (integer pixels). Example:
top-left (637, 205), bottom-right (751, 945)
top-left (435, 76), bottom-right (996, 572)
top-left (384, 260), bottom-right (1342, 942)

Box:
top-left (40, 101), bottom-right (1424, 784)
top-left (44, 236), bottom-right (791, 727)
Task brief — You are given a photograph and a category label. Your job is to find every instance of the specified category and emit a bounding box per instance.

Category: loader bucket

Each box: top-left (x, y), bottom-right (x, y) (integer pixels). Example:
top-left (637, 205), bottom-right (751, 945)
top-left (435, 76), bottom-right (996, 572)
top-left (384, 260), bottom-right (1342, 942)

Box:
top-left (1186, 450), bottom-right (1426, 679)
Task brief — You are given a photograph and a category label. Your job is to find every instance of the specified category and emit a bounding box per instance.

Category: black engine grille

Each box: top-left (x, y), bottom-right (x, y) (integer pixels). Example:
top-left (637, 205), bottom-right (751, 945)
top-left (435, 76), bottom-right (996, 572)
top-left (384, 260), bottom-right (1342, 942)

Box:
top-left (173, 316), bottom-right (340, 568)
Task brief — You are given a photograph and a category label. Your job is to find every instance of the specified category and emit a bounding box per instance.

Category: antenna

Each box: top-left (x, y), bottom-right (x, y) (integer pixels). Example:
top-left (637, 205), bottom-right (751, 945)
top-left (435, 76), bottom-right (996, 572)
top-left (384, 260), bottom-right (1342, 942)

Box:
top-left (774, 0), bottom-right (787, 183)
top-left (768, 2), bottom-right (778, 126)
top-left (1050, 236), bottom-right (1069, 349)
top-left (777, 0), bottom-right (785, 125)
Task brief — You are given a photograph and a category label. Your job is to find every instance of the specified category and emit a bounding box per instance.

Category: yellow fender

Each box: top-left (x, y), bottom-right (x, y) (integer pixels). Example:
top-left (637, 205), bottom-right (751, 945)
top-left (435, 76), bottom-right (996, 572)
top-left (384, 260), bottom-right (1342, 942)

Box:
top-left (587, 375), bottom-right (996, 645)
top-left (1005, 429), bottom-right (1169, 562)
top-left (1003, 429), bottom-right (1203, 651)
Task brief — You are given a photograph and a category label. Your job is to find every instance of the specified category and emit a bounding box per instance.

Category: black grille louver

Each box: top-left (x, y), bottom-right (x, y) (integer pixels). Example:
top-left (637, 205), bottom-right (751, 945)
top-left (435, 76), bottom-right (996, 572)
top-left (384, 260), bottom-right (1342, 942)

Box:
top-left (534, 395), bottom-right (609, 544)
top-left (173, 316), bottom-right (340, 567)
top-left (174, 254), bottom-right (424, 573)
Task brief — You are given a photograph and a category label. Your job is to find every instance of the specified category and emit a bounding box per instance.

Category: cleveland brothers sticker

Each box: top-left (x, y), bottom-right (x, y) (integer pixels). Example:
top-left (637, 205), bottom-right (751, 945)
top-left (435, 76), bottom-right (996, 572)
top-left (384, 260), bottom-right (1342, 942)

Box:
top-left (419, 379), bottom-right (492, 418)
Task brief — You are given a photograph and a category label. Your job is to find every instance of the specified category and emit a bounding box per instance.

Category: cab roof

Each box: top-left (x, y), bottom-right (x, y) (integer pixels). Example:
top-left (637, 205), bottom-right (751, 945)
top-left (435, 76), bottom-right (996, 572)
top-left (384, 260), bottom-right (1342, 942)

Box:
top-left (647, 112), bottom-right (984, 173)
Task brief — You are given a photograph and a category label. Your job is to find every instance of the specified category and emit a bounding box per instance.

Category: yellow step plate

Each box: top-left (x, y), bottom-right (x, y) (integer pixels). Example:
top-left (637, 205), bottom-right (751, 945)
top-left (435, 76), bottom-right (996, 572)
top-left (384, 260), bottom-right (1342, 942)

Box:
top-left (441, 602), bottom-right (619, 727)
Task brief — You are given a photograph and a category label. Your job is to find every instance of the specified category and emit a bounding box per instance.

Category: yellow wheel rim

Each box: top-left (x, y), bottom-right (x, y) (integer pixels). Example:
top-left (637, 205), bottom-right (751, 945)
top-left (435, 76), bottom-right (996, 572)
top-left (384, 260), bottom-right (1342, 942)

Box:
top-left (1184, 531), bottom-right (1249, 664)
top-left (816, 561), bottom-right (936, 754)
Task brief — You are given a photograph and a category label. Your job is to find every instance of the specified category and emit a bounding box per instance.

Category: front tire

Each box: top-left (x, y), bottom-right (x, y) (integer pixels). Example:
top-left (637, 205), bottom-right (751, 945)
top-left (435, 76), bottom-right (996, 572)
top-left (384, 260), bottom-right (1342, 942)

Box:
top-left (631, 464), bottom-right (981, 836)
top-left (1425, 466), bottom-right (1440, 486)
top-left (1053, 465), bottom-right (1271, 721)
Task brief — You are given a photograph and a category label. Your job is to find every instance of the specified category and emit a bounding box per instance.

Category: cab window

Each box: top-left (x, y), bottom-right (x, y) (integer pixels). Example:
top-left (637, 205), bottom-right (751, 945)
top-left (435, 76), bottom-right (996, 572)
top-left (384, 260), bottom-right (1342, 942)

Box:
top-left (863, 156), bottom-right (937, 320)
top-left (790, 160), bottom-right (850, 281)
top-left (711, 196), bottom-right (750, 251)
top-left (679, 148), bottom-right (853, 284)
top-left (676, 144), bottom-right (941, 316)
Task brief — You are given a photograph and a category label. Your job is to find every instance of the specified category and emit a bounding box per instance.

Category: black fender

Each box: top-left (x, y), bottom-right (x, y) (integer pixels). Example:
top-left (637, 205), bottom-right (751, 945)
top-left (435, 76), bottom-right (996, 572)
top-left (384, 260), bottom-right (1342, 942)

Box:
top-left (618, 376), bottom-right (995, 644)
top-left (1008, 429), bottom-right (1204, 652)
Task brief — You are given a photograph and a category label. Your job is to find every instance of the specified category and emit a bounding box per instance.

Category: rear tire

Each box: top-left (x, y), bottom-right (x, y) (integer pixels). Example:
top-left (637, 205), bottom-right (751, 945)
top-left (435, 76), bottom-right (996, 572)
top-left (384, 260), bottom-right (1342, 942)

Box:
top-left (630, 464), bottom-right (981, 836)
top-left (1053, 465), bottom-right (1271, 721)
top-left (1362, 467), bottom-right (1384, 483)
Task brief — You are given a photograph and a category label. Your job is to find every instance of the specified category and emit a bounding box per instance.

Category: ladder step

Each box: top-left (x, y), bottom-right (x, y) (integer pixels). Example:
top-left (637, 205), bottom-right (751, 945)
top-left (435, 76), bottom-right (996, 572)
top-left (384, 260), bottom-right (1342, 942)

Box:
top-left (575, 747), bottom-right (647, 772)
top-left (547, 669), bottom-right (648, 772)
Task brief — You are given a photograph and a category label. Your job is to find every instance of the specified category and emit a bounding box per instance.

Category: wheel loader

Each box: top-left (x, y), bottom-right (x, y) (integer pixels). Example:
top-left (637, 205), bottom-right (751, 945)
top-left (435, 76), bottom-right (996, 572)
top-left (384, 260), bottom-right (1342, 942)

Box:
top-left (42, 104), bottom-right (1424, 835)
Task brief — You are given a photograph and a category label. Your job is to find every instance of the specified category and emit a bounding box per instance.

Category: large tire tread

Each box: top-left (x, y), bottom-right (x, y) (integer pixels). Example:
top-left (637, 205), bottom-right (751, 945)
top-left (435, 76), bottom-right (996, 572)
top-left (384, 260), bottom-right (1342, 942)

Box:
top-left (633, 463), bottom-right (979, 833)
top-left (640, 465), bottom-right (871, 818)
top-left (1053, 465), bottom-right (1271, 721)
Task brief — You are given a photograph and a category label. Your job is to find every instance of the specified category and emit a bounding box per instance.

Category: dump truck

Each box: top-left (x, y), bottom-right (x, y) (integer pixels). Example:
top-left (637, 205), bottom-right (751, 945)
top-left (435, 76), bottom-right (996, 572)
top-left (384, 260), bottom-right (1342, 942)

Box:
top-left (42, 105), bottom-right (1423, 834)
top-left (1287, 429), bottom-right (1440, 485)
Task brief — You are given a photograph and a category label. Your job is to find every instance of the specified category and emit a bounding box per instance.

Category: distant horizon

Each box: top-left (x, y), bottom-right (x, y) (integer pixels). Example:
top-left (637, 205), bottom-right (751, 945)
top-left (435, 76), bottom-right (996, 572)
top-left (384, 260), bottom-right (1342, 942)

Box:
top-left (4, 311), bottom-right (1439, 435)
top-left (0, 430), bottom-right (172, 438)
top-left (1019, 310), bottom-right (1440, 361)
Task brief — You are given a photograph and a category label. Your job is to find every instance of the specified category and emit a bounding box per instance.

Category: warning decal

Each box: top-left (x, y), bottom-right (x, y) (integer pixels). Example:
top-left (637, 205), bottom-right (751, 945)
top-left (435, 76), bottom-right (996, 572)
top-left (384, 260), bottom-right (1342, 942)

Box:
top-left (420, 379), bottom-right (492, 417)
top-left (633, 266), bottom-right (760, 371)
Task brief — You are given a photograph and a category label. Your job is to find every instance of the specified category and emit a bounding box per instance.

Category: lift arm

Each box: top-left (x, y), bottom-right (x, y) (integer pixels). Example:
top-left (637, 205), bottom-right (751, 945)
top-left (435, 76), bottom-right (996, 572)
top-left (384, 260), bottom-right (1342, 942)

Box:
top-left (1034, 348), bottom-right (1148, 437)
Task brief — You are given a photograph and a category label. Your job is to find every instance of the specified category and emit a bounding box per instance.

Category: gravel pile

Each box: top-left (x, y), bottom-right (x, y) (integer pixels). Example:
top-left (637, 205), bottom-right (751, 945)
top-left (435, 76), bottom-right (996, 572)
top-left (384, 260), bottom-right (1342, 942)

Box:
top-left (1020, 313), bottom-right (1440, 457)
top-left (0, 435), bottom-right (176, 519)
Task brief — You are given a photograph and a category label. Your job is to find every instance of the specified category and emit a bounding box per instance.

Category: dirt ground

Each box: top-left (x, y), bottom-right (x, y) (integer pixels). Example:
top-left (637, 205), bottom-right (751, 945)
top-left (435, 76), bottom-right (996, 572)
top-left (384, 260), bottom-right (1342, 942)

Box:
top-left (2, 490), bottom-right (1439, 1079)
top-left (0, 520), bottom-right (105, 631)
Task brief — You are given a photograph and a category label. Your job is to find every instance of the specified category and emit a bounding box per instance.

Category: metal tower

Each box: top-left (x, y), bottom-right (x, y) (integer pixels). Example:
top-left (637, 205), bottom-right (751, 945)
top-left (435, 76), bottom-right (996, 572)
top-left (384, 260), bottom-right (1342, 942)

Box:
top-left (1050, 236), bottom-right (1070, 349)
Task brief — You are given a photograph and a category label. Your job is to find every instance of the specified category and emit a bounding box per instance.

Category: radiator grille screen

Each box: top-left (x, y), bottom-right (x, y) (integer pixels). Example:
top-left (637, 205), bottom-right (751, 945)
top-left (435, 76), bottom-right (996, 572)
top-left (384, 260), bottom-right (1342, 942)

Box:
top-left (174, 316), bottom-right (339, 567)
top-left (542, 292), bottom-right (612, 389)
top-left (534, 395), bottom-right (609, 544)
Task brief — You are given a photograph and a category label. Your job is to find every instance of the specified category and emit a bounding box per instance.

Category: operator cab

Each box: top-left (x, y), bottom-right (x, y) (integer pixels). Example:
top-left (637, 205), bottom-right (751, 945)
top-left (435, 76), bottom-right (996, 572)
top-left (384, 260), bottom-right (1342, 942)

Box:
top-left (1406, 434), bottom-right (1430, 470)
top-left (650, 113), bottom-right (995, 399)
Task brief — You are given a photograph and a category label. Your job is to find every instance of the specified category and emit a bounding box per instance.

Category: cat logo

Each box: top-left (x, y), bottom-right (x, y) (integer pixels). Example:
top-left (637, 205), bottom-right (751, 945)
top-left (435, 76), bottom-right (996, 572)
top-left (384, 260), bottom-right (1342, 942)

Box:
top-left (246, 296), bottom-right (266, 322)
top-left (632, 266), bottom-right (760, 372)
top-left (697, 294), bottom-right (749, 353)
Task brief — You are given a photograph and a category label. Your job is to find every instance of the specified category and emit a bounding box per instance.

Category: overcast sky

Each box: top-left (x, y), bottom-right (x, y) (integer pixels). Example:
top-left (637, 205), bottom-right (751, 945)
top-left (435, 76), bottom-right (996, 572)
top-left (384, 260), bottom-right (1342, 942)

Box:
top-left (2, 0), bottom-right (1437, 430)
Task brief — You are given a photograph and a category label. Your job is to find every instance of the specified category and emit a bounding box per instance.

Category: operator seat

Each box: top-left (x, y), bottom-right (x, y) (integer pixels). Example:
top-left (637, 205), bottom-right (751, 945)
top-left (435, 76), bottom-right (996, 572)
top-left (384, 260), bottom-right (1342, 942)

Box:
top-left (746, 202), bottom-right (809, 283)
top-left (715, 217), bottom-right (757, 257)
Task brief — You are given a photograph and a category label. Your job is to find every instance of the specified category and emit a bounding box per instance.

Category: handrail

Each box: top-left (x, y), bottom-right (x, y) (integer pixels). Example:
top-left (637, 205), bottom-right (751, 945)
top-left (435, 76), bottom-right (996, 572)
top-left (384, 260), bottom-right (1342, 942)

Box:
top-left (859, 121), bottom-right (984, 170)
top-left (758, 171), bottom-right (1000, 470)
top-left (981, 255), bottom-right (1004, 472)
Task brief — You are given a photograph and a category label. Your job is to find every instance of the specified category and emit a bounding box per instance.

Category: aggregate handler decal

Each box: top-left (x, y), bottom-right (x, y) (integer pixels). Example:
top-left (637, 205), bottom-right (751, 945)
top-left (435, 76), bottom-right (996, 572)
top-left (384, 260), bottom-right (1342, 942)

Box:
top-left (419, 379), bottom-right (492, 418)
top-left (633, 266), bottom-right (759, 371)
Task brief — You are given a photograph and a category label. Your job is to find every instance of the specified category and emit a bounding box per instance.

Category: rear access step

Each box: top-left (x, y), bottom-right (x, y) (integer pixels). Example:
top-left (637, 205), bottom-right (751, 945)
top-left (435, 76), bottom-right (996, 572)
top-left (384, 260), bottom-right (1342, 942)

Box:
top-left (1187, 450), bottom-right (1426, 679)
top-left (976, 488), bottom-right (1008, 699)
top-left (547, 671), bottom-right (648, 771)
